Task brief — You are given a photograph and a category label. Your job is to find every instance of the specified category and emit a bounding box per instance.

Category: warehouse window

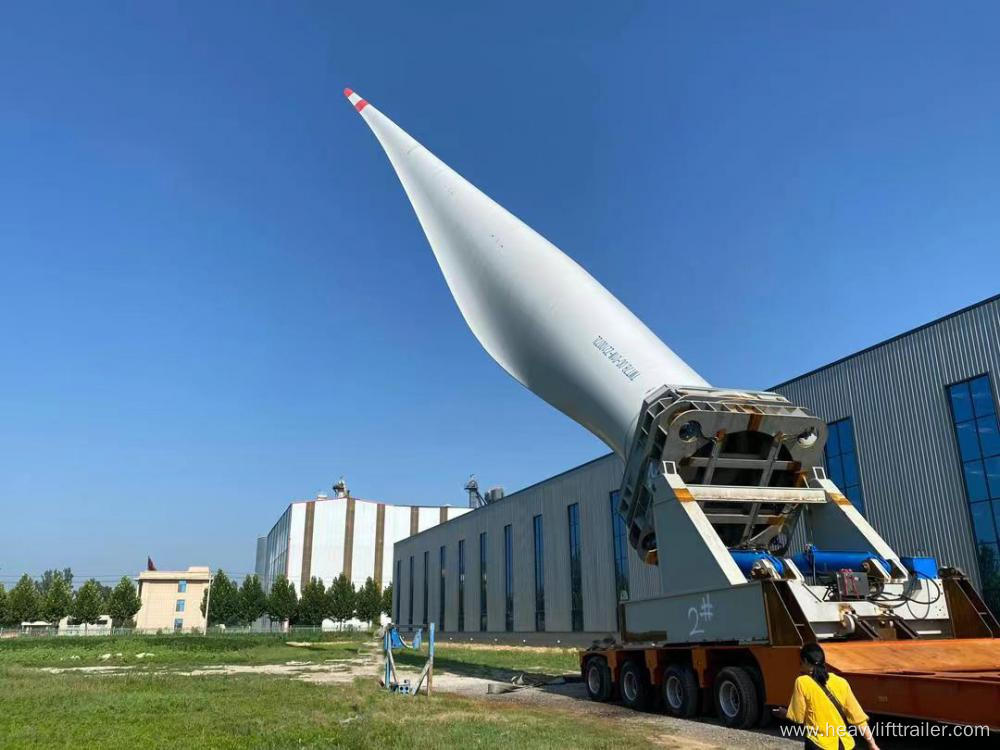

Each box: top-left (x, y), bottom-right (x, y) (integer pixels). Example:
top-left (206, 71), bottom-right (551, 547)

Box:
top-left (422, 550), bottom-right (429, 626)
top-left (395, 560), bottom-right (402, 623)
top-left (439, 545), bottom-right (446, 630)
top-left (175, 599), bottom-right (185, 613)
top-left (408, 556), bottom-right (414, 627)
top-left (504, 524), bottom-right (513, 631)
top-left (533, 514), bottom-right (545, 631)
top-left (609, 491), bottom-right (630, 601)
top-left (825, 418), bottom-right (865, 515)
top-left (458, 539), bottom-right (465, 631)
top-left (567, 503), bottom-right (583, 631)
top-left (947, 374), bottom-right (1000, 616)
top-left (173, 618), bottom-right (183, 631)
top-left (479, 532), bottom-right (488, 631)
top-left (177, 580), bottom-right (187, 593)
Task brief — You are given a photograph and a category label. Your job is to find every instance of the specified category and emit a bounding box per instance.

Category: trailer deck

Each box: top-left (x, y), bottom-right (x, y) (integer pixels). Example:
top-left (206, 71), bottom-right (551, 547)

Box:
top-left (825, 638), bottom-right (1000, 729)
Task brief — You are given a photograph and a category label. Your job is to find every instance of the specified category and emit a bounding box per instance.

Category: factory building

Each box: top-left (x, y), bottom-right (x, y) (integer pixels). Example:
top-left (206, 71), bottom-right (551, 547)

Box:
top-left (254, 481), bottom-right (470, 597)
top-left (393, 295), bottom-right (1000, 643)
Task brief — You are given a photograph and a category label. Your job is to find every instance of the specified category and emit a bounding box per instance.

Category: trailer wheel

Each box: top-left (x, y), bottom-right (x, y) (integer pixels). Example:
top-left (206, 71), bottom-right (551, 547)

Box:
top-left (619, 660), bottom-right (654, 711)
top-left (662, 664), bottom-right (699, 718)
top-left (713, 666), bottom-right (761, 729)
top-left (584, 658), bottom-right (613, 702)
top-left (746, 665), bottom-right (772, 727)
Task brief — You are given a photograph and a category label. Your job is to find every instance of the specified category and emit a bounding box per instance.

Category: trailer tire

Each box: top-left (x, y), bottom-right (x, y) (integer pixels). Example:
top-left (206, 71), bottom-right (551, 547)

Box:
top-left (713, 666), bottom-right (760, 729)
top-left (746, 666), bottom-right (772, 727)
top-left (661, 664), bottom-right (699, 718)
top-left (584, 658), bottom-right (613, 702)
top-left (619, 660), bottom-right (654, 711)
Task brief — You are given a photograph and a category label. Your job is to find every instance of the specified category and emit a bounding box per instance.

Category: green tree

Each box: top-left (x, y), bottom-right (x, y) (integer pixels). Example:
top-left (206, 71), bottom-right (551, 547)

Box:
top-left (381, 582), bottom-right (394, 621)
top-left (95, 582), bottom-right (113, 610)
top-left (0, 584), bottom-right (11, 628)
top-left (37, 568), bottom-right (73, 596)
top-left (238, 574), bottom-right (268, 626)
top-left (42, 573), bottom-right (73, 624)
top-left (8, 574), bottom-right (41, 624)
top-left (266, 575), bottom-right (298, 627)
top-left (297, 577), bottom-right (328, 627)
top-left (355, 577), bottom-right (381, 627)
top-left (107, 576), bottom-right (142, 627)
top-left (72, 579), bottom-right (104, 630)
top-left (328, 573), bottom-right (356, 626)
top-left (201, 570), bottom-right (240, 627)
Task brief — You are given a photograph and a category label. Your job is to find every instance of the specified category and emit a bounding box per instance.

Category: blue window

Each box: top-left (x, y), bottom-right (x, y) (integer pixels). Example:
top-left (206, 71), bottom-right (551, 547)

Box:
top-left (479, 532), bottom-right (488, 631)
top-left (395, 560), bottom-right (401, 623)
top-left (177, 580), bottom-right (187, 593)
top-left (609, 491), bottom-right (630, 601)
top-left (503, 524), bottom-right (514, 631)
top-left (439, 545), bottom-right (446, 630)
top-left (422, 550), bottom-right (429, 626)
top-left (533, 515), bottom-right (545, 632)
top-left (173, 618), bottom-right (183, 631)
top-left (408, 556), bottom-right (414, 626)
top-left (458, 540), bottom-right (466, 631)
top-left (175, 599), bottom-right (185, 612)
top-left (825, 418), bottom-right (865, 515)
top-left (567, 503), bottom-right (583, 632)
top-left (947, 375), bottom-right (1000, 616)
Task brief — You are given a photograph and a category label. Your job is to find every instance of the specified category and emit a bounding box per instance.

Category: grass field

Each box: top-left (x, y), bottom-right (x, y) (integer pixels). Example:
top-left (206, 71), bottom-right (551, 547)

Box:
top-left (0, 632), bottom-right (362, 668)
top-left (0, 634), bottom-right (653, 749)
top-left (394, 642), bottom-right (581, 678)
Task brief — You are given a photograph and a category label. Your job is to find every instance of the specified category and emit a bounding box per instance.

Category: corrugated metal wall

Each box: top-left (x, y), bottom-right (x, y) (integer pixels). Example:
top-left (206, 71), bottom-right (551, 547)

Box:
top-left (393, 454), bottom-right (659, 639)
top-left (774, 297), bottom-right (1000, 589)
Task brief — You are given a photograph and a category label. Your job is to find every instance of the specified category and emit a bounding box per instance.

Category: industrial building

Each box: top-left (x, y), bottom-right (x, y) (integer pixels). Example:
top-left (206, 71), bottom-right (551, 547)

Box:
top-left (254, 481), bottom-right (469, 596)
top-left (393, 295), bottom-right (1000, 643)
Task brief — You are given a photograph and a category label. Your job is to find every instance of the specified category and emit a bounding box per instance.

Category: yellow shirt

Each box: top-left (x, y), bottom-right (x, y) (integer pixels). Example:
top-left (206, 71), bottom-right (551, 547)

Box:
top-left (786, 673), bottom-right (869, 750)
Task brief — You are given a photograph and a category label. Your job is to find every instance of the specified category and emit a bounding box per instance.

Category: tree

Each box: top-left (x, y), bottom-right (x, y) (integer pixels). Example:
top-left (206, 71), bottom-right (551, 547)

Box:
top-left (238, 574), bottom-right (268, 626)
top-left (266, 575), bottom-right (298, 628)
top-left (0, 584), bottom-right (11, 628)
top-left (297, 577), bottom-right (329, 628)
top-left (37, 568), bottom-right (73, 596)
top-left (107, 576), bottom-right (142, 627)
top-left (8, 574), bottom-right (41, 624)
top-left (381, 582), bottom-right (394, 621)
top-left (72, 579), bottom-right (104, 630)
top-left (328, 573), bottom-right (356, 626)
top-left (355, 577), bottom-right (381, 627)
top-left (42, 573), bottom-right (73, 624)
top-left (95, 582), bottom-right (113, 609)
top-left (201, 570), bottom-right (240, 627)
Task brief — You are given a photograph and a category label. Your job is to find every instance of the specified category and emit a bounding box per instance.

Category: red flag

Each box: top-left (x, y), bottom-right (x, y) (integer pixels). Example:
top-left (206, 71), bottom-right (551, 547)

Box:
top-left (147, 556), bottom-right (157, 571)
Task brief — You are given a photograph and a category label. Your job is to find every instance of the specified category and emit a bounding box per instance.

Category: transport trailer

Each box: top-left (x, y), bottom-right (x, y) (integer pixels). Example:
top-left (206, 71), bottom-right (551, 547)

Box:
top-left (581, 387), bottom-right (1000, 730)
top-left (346, 90), bottom-right (1000, 731)
top-left (581, 630), bottom-right (1000, 729)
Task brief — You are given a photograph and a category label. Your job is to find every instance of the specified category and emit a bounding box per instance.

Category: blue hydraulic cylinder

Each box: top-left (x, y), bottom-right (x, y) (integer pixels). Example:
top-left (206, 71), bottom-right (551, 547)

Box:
top-left (792, 545), bottom-right (888, 575)
top-left (729, 549), bottom-right (787, 578)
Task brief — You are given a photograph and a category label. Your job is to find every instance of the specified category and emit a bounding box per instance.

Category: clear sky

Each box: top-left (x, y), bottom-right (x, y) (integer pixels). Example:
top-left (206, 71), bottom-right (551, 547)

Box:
top-left (2, 2), bottom-right (998, 583)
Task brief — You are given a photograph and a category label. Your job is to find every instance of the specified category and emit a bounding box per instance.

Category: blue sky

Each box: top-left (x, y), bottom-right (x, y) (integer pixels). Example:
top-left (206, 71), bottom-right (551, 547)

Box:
top-left (2, 2), bottom-right (998, 582)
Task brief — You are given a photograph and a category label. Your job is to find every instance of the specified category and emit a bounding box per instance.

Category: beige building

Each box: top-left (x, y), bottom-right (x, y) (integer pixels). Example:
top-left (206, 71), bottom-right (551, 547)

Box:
top-left (135, 566), bottom-right (211, 633)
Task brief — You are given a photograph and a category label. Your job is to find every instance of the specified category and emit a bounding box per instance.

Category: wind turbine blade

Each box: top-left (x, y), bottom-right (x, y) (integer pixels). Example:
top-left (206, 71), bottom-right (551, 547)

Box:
top-left (344, 88), bottom-right (708, 456)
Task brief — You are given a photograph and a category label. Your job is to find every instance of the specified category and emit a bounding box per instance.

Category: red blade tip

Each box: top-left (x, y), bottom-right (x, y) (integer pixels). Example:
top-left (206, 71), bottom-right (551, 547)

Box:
top-left (343, 88), bottom-right (354, 98)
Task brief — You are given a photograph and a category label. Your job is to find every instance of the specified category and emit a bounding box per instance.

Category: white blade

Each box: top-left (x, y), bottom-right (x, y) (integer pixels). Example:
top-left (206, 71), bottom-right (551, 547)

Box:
top-left (345, 89), bottom-right (708, 456)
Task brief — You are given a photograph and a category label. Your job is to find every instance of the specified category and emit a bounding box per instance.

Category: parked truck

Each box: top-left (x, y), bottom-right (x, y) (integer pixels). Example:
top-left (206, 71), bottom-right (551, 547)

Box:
top-left (345, 87), bottom-right (1000, 731)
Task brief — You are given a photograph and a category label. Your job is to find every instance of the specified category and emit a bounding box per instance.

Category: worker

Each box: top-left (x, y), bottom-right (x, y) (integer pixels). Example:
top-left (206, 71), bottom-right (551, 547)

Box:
top-left (773, 643), bottom-right (880, 750)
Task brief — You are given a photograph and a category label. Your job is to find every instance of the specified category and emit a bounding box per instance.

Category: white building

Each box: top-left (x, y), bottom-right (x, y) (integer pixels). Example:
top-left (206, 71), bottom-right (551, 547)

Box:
top-left (255, 482), bottom-right (470, 600)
